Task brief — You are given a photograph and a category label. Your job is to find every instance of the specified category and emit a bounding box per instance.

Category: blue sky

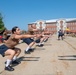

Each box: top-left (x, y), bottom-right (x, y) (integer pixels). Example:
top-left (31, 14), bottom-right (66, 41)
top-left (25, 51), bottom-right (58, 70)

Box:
top-left (0, 0), bottom-right (76, 31)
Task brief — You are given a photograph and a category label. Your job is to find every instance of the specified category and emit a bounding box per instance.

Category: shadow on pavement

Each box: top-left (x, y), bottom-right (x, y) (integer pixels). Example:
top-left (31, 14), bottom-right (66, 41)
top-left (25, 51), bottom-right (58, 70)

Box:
top-left (58, 55), bottom-right (76, 57)
top-left (12, 56), bottom-right (40, 67)
top-left (17, 56), bottom-right (40, 61)
top-left (35, 48), bottom-right (45, 50)
top-left (58, 55), bottom-right (76, 61)
top-left (58, 59), bottom-right (76, 61)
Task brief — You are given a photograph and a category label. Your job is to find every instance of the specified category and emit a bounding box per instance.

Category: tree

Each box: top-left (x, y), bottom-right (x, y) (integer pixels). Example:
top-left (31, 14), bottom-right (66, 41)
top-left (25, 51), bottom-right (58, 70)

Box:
top-left (0, 13), bottom-right (5, 34)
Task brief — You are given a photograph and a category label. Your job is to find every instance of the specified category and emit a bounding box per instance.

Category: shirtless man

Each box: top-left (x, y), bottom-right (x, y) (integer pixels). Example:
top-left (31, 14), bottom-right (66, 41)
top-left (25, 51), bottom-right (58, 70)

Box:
top-left (22, 25), bottom-right (44, 54)
top-left (0, 26), bottom-right (36, 71)
top-left (29, 25), bottom-right (45, 47)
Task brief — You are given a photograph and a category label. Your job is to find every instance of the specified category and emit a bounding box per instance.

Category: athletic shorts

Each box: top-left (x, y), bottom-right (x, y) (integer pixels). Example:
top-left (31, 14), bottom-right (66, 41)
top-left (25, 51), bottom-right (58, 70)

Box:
top-left (35, 39), bottom-right (40, 43)
top-left (22, 38), bottom-right (34, 45)
top-left (29, 38), bottom-right (34, 42)
top-left (0, 44), bottom-right (9, 57)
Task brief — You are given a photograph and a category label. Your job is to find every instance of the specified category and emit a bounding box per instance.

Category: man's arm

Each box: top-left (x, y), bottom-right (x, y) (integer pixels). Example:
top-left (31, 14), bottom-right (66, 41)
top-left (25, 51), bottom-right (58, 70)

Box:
top-left (15, 34), bottom-right (36, 39)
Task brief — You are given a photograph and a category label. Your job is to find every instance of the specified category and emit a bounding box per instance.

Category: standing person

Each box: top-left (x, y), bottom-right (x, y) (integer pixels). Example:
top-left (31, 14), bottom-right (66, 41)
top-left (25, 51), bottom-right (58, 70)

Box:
top-left (58, 29), bottom-right (64, 40)
top-left (0, 26), bottom-right (36, 71)
top-left (65, 27), bottom-right (70, 36)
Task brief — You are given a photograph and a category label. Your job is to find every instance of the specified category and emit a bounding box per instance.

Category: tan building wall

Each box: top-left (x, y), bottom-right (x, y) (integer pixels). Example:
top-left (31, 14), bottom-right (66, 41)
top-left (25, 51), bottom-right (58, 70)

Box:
top-left (67, 21), bottom-right (76, 32)
top-left (28, 19), bottom-right (76, 33)
top-left (45, 22), bottom-right (57, 33)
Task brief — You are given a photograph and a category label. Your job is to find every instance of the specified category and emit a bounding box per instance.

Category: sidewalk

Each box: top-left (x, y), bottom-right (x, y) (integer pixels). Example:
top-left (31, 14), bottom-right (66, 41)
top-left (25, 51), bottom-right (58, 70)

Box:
top-left (0, 35), bottom-right (76, 75)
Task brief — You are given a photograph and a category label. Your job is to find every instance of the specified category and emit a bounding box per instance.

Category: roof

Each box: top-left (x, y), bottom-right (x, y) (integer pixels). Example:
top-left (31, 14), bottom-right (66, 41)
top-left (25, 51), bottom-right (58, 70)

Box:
top-left (45, 19), bottom-right (57, 23)
top-left (66, 18), bottom-right (76, 22)
top-left (28, 18), bottom-right (76, 24)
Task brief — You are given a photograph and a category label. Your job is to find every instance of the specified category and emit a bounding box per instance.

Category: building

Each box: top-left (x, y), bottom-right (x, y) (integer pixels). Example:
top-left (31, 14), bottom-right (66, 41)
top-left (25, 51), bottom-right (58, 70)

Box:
top-left (28, 18), bottom-right (76, 33)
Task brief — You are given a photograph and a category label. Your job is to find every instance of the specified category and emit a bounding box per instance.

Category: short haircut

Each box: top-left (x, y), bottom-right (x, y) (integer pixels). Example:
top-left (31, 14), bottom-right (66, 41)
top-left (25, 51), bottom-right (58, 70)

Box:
top-left (12, 26), bottom-right (18, 34)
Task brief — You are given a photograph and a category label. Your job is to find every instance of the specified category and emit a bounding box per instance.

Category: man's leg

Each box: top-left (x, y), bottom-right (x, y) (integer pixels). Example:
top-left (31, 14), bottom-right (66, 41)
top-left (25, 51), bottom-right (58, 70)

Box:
top-left (23, 38), bottom-right (35, 54)
top-left (5, 49), bottom-right (15, 71)
top-left (58, 35), bottom-right (60, 40)
top-left (12, 48), bottom-right (21, 64)
top-left (35, 38), bottom-right (44, 47)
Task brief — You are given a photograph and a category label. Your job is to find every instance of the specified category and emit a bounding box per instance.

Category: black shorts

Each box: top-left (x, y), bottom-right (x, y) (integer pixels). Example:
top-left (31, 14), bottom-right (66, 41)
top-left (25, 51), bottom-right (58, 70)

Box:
top-left (35, 39), bottom-right (40, 43)
top-left (0, 44), bottom-right (9, 57)
top-left (22, 38), bottom-right (34, 45)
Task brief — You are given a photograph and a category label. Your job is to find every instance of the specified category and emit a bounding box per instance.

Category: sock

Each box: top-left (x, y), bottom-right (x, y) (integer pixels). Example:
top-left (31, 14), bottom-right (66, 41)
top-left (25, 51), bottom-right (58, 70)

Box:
top-left (13, 56), bottom-right (17, 61)
top-left (44, 39), bottom-right (47, 42)
top-left (25, 46), bottom-right (30, 51)
top-left (5, 59), bottom-right (12, 67)
top-left (39, 43), bottom-right (41, 45)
